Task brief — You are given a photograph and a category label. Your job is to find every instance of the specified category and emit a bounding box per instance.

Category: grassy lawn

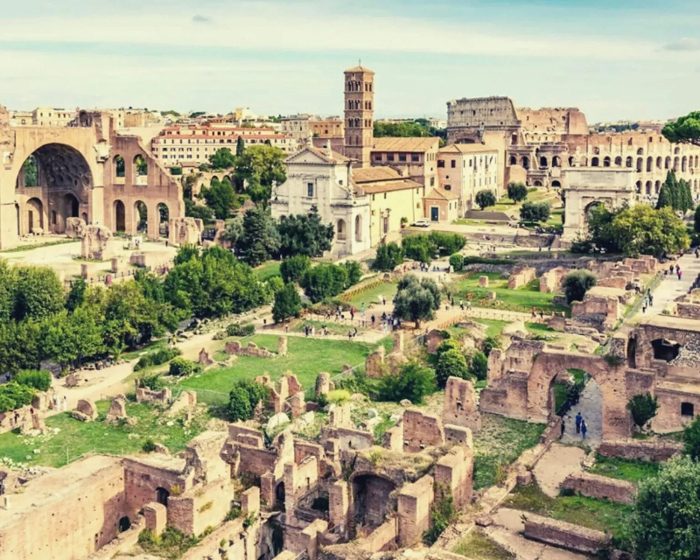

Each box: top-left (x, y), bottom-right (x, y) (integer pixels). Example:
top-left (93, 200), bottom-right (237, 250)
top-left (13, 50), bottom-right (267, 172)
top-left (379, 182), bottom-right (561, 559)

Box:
top-left (179, 334), bottom-right (393, 402)
top-left (0, 400), bottom-right (208, 468)
top-left (254, 260), bottom-right (281, 282)
top-left (452, 272), bottom-right (569, 315)
top-left (589, 455), bottom-right (660, 483)
top-left (504, 483), bottom-right (632, 539)
top-left (546, 209), bottom-right (563, 227)
top-left (473, 414), bottom-right (546, 490)
top-left (344, 281), bottom-right (397, 308)
top-left (453, 529), bottom-right (514, 559)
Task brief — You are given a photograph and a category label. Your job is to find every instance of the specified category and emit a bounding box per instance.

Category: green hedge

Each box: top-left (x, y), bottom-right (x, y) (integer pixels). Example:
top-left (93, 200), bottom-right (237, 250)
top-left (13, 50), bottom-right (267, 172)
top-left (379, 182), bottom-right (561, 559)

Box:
top-left (134, 347), bottom-right (182, 371)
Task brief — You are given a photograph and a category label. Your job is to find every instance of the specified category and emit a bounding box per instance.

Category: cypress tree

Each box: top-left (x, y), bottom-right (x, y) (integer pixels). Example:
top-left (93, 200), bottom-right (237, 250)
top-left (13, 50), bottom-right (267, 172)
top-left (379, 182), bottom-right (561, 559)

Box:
top-left (657, 183), bottom-right (672, 209)
top-left (236, 136), bottom-right (245, 158)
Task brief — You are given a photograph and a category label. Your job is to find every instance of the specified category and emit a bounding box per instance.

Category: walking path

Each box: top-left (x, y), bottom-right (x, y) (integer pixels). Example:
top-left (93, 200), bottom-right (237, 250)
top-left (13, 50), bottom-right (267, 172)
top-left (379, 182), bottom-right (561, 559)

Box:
top-left (533, 443), bottom-right (586, 497)
top-left (560, 380), bottom-right (603, 448)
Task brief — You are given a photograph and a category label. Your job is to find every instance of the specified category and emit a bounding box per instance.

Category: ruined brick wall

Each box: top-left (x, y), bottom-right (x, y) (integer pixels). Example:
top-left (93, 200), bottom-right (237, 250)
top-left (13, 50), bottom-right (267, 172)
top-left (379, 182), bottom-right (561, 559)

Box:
top-left (434, 446), bottom-right (473, 509)
top-left (523, 513), bottom-right (611, 554)
top-left (123, 458), bottom-right (189, 519)
top-left (323, 426), bottom-right (374, 452)
top-left (179, 517), bottom-right (257, 560)
top-left (0, 458), bottom-right (126, 560)
top-left (403, 410), bottom-right (445, 452)
top-left (597, 438), bottom-right (682, 462)
top-left (234, 445), bottom-right (279, 478)
top-left (508, 267), bottom-right (536, 290)
top-left (561, 472), bottom-right (635, 505)
top-left (224, 340), bottom-right (274, 358)
top-left (675, 303), bottom-right (700, 319)
top-left (397, 475), bottom-right (434, 547)
top-left (357, 517), bottom-right (397, 552)
top-left (168, 479), bottom-right (234, 537)
top-left (654, 388), bottom-right (700, 433)
top-left (442, 377), bottom-right (481, 431)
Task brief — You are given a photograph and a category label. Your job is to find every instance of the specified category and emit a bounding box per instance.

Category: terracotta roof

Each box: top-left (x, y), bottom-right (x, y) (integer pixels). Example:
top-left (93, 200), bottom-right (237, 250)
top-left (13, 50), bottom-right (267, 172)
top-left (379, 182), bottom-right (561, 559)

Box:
top-left (352, 167), bottom-right (402, 183)
top-left (371, 137), bottom-right (439, 153)
top-left (439, 143), bottom-right (498, 154)
top-left (425, 187), bottom-right (459, 200)
top-left (345, 66), bottom-right (374, 73)
top-left (360, 179), bottom-right (423, 194)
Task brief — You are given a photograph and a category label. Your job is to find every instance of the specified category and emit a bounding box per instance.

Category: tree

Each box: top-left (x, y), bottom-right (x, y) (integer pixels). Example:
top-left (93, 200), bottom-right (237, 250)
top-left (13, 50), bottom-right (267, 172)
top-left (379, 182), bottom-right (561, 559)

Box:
top-left (373, 242), bottom-right (403, 271)
top-left (280, 255), bottom-right (311, 284)
top-left (475, 190), bottom-right (496, 210)
top-left (435, 349), bottom-right (471, 388)
top-left (627, 393), bottom-right (659, 430)
top-left (272, 283), bottom-right (302, 323)
top-left (662, 111), bottom-right (700, 147)
top-left (481, 336), bottom-right (501, 358)
top-left (185, 199), bottom-right (215, 224)
top-left (220, 215), bottom-right (243, 248)
top-left (300, 264), bottom-right (348, 303)
top-left (611, 205), bottom-right (689, 258)
top-left (227, 380), bottom-right (268, 422)
top-left (14, 369), bottom-right (52, 391)
top-left (236, 206), bottom-right (281, 267)
top-left (13, 265), bottom-right (64, 322)
top-left (656, 171), bottom-right (690, 212)
top-left (507, 182), bottom-right (528, 203)
top-left (66, 277), bottom-right (87, 313)
top-left (469, 350), bottom-right (488, 380)
top-left (393, 275), bottom-right (441, 328)
top-left (377, 361), bottom-right (436, 404)
top-left (449, 253), bottom-right (463, 271)
top-left (680, 179), bottom-right (694, 213)
top-left (343, 261), bottom-right (362, 286)
top-left (0, 260), bottom-right (17, 322)
top-left (168, 358), bottom-right (200, 377)
top-left (209, 148), bottom-right (236, 169)
top-left (520, 201), bottom-right (551, 223)
top-left (201, 176), bottom-right (236, 219)
top-left (234, 145), bottom-right (287, 207)
top-left (630, 456), bottom-right (700, 560)
top-left (277, 210), bottom-right (334, 258)
top-left (684, 415), bottom-right (700, 461)
top-left (0, 382), bottom-right (36, 413)
top-left (562, 271), bottom-right (596, 304)
top-left (236, 136), bottom-right (245, 157)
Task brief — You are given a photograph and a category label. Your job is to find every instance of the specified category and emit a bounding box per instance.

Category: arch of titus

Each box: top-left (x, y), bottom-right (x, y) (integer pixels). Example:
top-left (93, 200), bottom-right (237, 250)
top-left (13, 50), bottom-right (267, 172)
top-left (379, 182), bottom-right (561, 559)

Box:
top-left (0, 106), bottom-right (183, 249)
top-left (561, 168), bottom-right (635, 241)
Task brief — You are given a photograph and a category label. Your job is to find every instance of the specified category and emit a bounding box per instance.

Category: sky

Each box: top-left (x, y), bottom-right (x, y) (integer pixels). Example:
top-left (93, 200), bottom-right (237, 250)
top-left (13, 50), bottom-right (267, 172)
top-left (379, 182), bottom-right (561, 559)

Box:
top-left (1, 0), bottom-right (700, 123)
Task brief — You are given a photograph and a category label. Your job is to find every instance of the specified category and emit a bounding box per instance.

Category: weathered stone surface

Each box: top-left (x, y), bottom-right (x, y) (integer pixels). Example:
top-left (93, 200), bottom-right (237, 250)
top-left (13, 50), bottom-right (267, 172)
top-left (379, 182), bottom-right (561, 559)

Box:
top-left (523, 512), bottom-right (611, 553)
top-left (224, 340), bottom-right (274, 358)
top-left (80, 225), bottom-right (112, 260)
top-left (266, 412), bottom-right (290, 432)
top-left (76, 399), bottom-right (98, 421)
top-left (598, 438), bottom-right (682, 463)
top-left (365, 346), bottom-right (385, 378)
top-left (198, 348), bottom-right (213, 366)
top-left (561, 472), bottom-right (636, 505)
top-left (478, 275), bottom-right (489, 287)
top-left (508, 266), bottom-right (536, 289)
top-left (278, 336), bottom-right (288, 356)
top-left (169, 217), bottom-right (203, 247)
top-left (105, 396), bottom-right (127, 423)
top-left (65, 217), bottom-right (86, 239)
top-left (315, 372), bottom-right (331, 399)
top-left (443, 376), bottom-right (481, 432)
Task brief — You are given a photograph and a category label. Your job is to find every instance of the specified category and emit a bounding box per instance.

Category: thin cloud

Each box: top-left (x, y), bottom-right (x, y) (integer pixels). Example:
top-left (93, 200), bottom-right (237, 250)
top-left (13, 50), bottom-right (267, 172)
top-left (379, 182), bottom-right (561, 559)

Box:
top-left (663, 38), bottom-right (700, 51)
top-left (192, 15), bottom-right (210, 24)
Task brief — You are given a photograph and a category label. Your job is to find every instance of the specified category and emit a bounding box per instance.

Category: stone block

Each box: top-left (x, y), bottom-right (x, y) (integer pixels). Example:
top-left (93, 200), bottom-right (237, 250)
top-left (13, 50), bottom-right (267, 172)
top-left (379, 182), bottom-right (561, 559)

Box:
top-left (76, 399), bottom-right (98, 421)
top-left (105, 396), bottom-right (127, 423)
top-left (478, 275), bottom-right (489, 287)
top-left (169, 217), bottom-right (203, 246)
top-left (81, 225), bottom-right (113, 260)
top-left (65, 217), bottom-right (86, 239)
top-left (523, 513), bottom-right (611, 554)
top-left (198, 348), bottom-right (213, 366)
top-left (315, 372), bottom-right (330, 398)
top-left (561, 472), bottom-right (636, 505)
top-left (241, 486), bottom-right (260, 515)
top-left (278, 336), bottom-right (288, 356)
top-left (365, 346), bottom-right (385, 378)
top-left (143, 501), bottom-right (167, 537)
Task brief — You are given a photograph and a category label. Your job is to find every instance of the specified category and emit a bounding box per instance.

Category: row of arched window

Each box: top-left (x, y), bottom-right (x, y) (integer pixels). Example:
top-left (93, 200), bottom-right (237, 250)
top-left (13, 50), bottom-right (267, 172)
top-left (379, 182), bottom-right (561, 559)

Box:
top-left (636, 179), bottom-right (700, 196)
top-left (347, 118), bottom-right (372, 129)
top-left (113, 154), bottom-right (148, 182)
top-left (509, 153), bottom-right (699, 172)
top-left (346, 81), bottom-right (372, 93)
top-left (347, 100), bottom-right (372, 110)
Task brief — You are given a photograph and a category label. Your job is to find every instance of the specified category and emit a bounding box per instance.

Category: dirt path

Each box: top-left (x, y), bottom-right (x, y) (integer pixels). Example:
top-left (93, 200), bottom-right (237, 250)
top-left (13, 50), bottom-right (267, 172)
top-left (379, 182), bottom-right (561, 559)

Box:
top-left (532, 443), bottom-right (586, 498)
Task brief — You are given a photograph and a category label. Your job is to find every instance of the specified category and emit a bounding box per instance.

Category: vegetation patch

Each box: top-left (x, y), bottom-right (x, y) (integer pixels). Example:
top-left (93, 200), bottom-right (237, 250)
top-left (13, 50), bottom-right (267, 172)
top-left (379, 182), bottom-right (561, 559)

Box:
top-left (589, 455), bottom-right (660, 483)
top-left (453, 529), bottom-right (515, 559)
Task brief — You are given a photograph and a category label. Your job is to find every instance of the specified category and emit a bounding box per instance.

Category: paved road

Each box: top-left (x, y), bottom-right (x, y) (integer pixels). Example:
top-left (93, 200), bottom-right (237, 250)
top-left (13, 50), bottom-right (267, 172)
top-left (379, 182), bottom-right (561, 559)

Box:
top-left (633, 254), bottom-right (700, 319)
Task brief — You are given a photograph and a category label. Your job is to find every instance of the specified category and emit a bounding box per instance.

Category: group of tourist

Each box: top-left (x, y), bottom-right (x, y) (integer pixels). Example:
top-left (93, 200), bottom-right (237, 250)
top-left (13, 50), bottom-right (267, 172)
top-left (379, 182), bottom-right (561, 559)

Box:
top-left (561, 411), bottom-right (588, 439)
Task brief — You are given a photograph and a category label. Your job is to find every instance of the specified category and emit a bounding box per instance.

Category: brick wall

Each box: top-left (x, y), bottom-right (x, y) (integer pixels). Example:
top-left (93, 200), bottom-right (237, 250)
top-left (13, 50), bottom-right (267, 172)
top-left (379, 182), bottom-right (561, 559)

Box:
top-left (561, 472), bottom-right (636, 505)
top-left (168, 479), bottom-right (234, 537)
top-left (523, 513), bottom-right (611, 554)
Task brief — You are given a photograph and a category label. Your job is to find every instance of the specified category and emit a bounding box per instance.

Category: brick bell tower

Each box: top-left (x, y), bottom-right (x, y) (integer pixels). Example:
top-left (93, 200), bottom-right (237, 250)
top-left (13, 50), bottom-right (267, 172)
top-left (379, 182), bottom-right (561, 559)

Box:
top-left (343, 65), bottom-right (374, 168)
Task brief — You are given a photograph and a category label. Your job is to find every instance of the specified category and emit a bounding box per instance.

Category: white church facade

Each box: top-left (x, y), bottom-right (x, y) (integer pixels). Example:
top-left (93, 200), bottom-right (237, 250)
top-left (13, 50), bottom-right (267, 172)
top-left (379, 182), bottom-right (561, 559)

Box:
top-left (270, 146), bottom-right (371, 258)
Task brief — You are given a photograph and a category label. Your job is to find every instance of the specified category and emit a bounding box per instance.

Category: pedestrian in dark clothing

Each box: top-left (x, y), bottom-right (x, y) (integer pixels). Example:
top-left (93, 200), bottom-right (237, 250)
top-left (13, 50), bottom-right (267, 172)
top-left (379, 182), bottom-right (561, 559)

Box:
top-left (581, 419), bottom-right (588, 440)
top-left (560, 419), bottom-right (565, 439)
top-left (575, 412), bottom-right (582, 434)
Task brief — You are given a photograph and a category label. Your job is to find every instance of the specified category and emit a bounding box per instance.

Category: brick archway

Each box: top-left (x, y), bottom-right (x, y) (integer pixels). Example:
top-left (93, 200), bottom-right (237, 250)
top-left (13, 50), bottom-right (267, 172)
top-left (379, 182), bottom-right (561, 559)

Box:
top-left (526, 351), bottom-right (631, 439)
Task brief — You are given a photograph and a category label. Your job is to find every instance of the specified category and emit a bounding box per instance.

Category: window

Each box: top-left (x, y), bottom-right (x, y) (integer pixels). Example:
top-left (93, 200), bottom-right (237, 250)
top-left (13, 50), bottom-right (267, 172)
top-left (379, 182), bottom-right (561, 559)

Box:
top-left (444, 185), bottom-right (451, 191)
top-left (451, 160), bottom-right (456, 168)
top-left (387, 154), bottom-right (394, 162)
top-left (411, 154), bottom-right (419, 163)
top-left (430, 177), bottom-right (435, 186)
top-left (399, 154), bottom-right (406, 162)
top-left (682, 402), bottom-right (695, 417)
top-left (438, 160), bottom-right (445, 168)
top-left (307, 183), bottom-right (314, 198)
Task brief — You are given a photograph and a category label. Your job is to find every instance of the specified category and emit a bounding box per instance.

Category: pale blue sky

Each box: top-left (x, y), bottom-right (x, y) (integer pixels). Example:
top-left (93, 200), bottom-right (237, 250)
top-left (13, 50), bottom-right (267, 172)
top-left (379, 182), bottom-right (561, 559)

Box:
top-left (1, 0), bottom-right (699, 122)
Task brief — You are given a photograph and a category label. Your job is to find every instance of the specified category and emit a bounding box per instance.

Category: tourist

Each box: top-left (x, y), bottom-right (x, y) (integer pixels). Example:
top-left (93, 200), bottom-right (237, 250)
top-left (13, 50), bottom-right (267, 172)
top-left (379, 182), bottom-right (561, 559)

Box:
top-left (696, 248), bottom-right (699, 259)
top-left (382, 296), bottom-right (386, 306)
top-left (63, 396), bottom-right (68, 411)
top-left (350, 307), bottom-right (355, 321)
top-left (361, 303), bottom-right (365, 314)
top-left (581, 419), bottom-right (588, 440)
top-left (676, 264), bottom-right (681, 274)
top-left (679, 269), bottom-right (683, 281)
top-left (531, 307), bottom-right (536, 319)
top-left (371, 315), bottom-right (376, 326)
top-left (467, 300), bottom-right (472, 311)
top-left (560, 419), bottom-right (565, 439)
top-left (539, 310), bottom-right (544, 320)
top-left (575, 412), bottom-right (582, 434)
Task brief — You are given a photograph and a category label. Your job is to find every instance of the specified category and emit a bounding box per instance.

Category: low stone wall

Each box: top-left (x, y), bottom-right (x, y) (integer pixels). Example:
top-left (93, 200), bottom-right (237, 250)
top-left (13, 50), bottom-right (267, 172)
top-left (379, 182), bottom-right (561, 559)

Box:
top-left (598, 438), bottom-right (682, 463)
top-left (225, 340), bottom-right (274, 358)
top-left (523, 513), bottom-right (611, 554)
top-left (561, 472), bottom-right (636, 505)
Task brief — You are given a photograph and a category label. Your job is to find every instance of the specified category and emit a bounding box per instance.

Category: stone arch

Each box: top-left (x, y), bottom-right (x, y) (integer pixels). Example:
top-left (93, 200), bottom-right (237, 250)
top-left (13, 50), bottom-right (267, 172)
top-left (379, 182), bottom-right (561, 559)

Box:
top-left (656, 156), bottom-right (662, 169)
top-left (337, 218), bottom-right (347, 241)
top-left (636, 158), bottom-right (643, 172)
top-left (114, 155), bottom-right (125, 180)
top-left (665, 156), bottom-right (671, 169)
top-left (156, 487), bottom-right (169, 506)
top-left (637, 147), bottom-right (644, 155)
top-left (526, 351), bottom-right (630, 439)
top-left (655, 180), bottom-right (661, 194)
top-left (551, 180), bottom-right (561, 188)
top-left (24, 197), bottom-right (44, 234)
top-left (274, 482), bottom-right (286, 511)
top-left (540, 156), bottom-right (548, 168)
top-left (509, 155), bottom-right (517, 165)
top-left (534, 180), bottom-right (543, 187)
top-left (521, 156), bottom-right (530, 170)
top-left (645, 181), bottom-right (652, 195)
top-left (157, 203), bottom-right (169, 238)
top-left (591, 156), bottom-right (600, 167)
top-left (135, 200), bottom-right (148, 235)
top-left (682, 156), bottom-right (688, 172)
top-left (603, 156), bottom-right (611, 167)
top-left (674, 147), bottom-right (680, 155)
top-left (674, 156), bottom-right (679, 171)
top-left (625, 156), bottom-right (633, 168)
top-left (552, 156), bottom-right (561, 168)
top-left (614, 156), bottom-right (622, 166)
top-left (635, 180), bottom-right (642, 194)
top-left (355, 214), bottom-right (362, 242)
top-left (646, 156), bottom-right (653, 172)
top-left (568, 156), bottom-right (575, 167)
top-left (113, 200), bottom-right (126, 232)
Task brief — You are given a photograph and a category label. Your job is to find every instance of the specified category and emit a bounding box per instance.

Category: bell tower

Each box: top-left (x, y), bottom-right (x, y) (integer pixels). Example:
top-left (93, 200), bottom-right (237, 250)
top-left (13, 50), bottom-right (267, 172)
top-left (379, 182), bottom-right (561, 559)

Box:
top-left (343, 65), bottom-right (374, 168)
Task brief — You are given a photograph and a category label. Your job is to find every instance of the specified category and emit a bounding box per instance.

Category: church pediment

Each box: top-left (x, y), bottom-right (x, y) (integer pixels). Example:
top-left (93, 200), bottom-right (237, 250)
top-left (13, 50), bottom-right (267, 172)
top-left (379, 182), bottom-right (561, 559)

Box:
top-left (286, 149), bottom-right (333, 166)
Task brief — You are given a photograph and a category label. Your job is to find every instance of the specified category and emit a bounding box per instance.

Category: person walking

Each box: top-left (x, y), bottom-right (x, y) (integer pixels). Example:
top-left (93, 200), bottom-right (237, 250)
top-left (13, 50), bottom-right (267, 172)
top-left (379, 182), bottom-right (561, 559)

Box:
top-left (581, 419), bottom-right (588, 440)
top-left (575, 412), bottom-right (582, 434)
top-left (531, 306), bottom-right (536, 320)
top-left (560, 418), bottom-right (565, 439)
top-left (679, 269), bottom-right (683, 281)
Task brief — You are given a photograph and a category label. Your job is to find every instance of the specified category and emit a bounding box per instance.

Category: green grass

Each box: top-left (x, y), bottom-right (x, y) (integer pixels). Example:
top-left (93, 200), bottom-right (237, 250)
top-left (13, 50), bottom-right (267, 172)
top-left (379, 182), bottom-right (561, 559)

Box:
top-left (553, 382), bottom-right (569, 413)
top-left (474, 319), bottom-right (510, 338)
top-left (589, 455), bottom-right (660, 483)
top-left (473, 415), bottom-right (546, 490)
top-left (453, 272), bottom-right (569, 315)
top-left (121, 339), bottom-right (169, 361)
top-left (504, 483), bottom-right (632, 539)
top-left (179, 334), bottom-right (393, 402)
top-left (254, 260), bottom-right (281, 282)
top-left (453, 529), bottom-right (515, 559)
top-left (345, 282), bottom-right (397, 308)
top-left (0, 239), bottom-right (77, 253)
top-left (0, 400), bottom-right (208, 468)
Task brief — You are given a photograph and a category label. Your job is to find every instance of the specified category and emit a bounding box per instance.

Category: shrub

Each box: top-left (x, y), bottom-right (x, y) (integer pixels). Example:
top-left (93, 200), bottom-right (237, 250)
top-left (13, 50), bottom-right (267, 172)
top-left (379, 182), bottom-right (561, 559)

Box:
top-left (14, 369), bottom-right (52, 392)
top-left (475, 190), bottom-right (496, 210)
top-left (300, 264), bottom-right (349, 303)
top-left (393, 275), bottom-right (441, 328)
top-left (563, 271), bottom-right (597, 304)
top-left (168, 358), bottom-right (201, 377)
top-left (142, 439), bottom-right (157, 453)
top-left (435, 349), bottom-right (471, 389)
top-left (373, 242), bottom-right (404, 271)
top-left (436, 338), bottom-right (461, 359)
top-left (169, 166), bottom-right (183, 175)
top-left (520, 201), bottom-right (551, 223)
top-left (449, 253), bottom-right (464, 272)
top-left (423, 484), bottom-right (457, 545)
top-left (226, 323), bottom-right (256, 337)
top-left (134, 347), bottom-right (181, 371)
top-left (481, 336), bottom-right (501, 357)
top-left (377, 362), bottom-right (436, 404)
top-left (684, 415), bottom-right (700, 460)
top-left (139, 373), bottom-right (164, 391)
top-left (343, 261), bottom-right (362, 286)
top-left (280, 255), bottom-right (311, 284)
top-left (469, 350), bottom-right (488, 381)
top-left (227, 380), bottom-right (269, 422)
top-left (0, 382), bottom-right (36, 413)
top-left (327, 389), bottom-right (352, 404)
top-left (627, 393), bottom-right (659, 430)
